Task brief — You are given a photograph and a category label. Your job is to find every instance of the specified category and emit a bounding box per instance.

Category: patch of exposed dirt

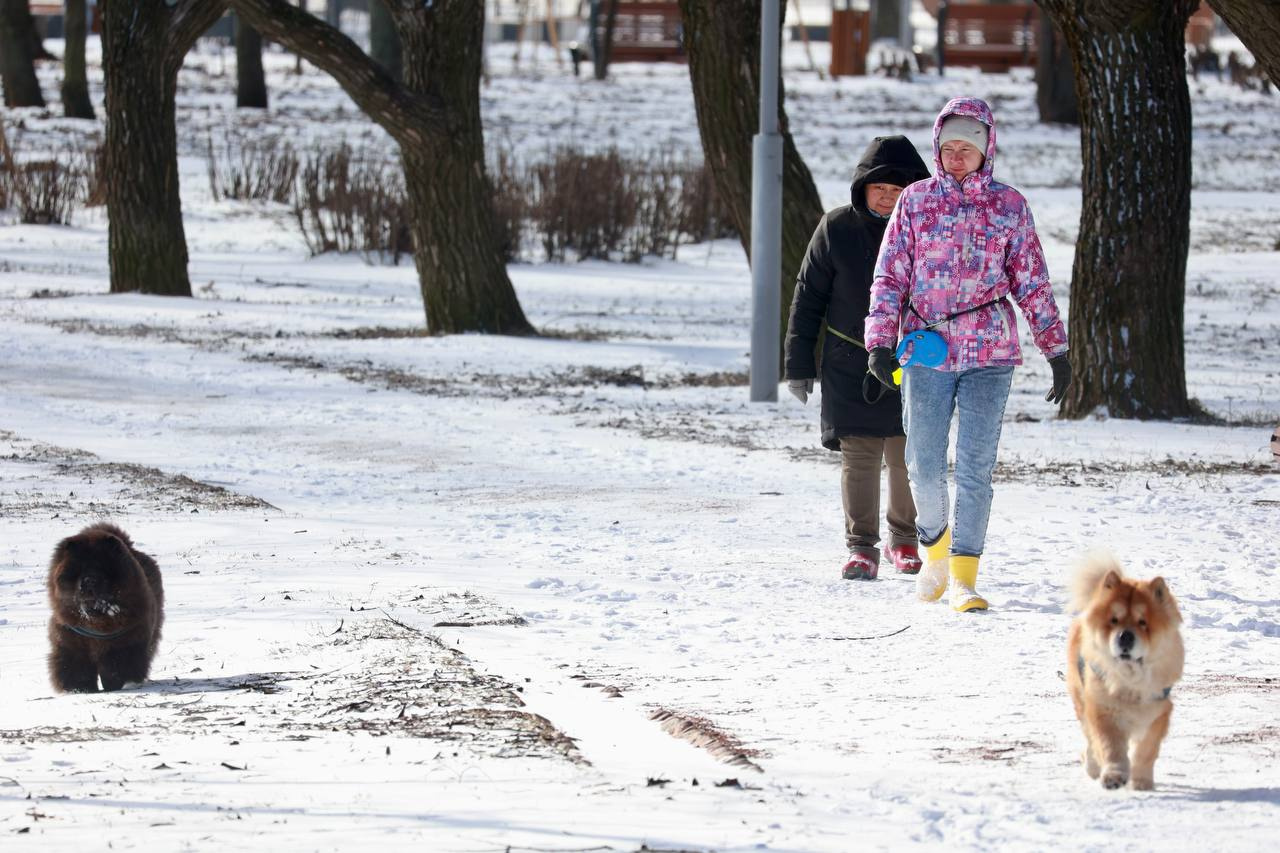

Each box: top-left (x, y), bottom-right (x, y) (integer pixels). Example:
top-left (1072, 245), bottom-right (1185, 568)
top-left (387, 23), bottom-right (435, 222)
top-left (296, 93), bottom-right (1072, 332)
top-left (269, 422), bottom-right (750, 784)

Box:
top-left (4, 615), bottom-right (583, 766)
top-left (0, 726), bottom-right (136, 743)
top-left (930, 740), bottom-right (1052, 764)
top-left (0, 430), bottom-right (276, 518)
top-left (404, 590), bottom-right (529, 628)
top-left (1206, 725), bottom-right (1280, 759)
top-left (1180, 674), bottom-right (1279, 697)
top-left (991, 456), bottom-right (1274, 486)
top-left (787, 445), bottom-right (1273, 485)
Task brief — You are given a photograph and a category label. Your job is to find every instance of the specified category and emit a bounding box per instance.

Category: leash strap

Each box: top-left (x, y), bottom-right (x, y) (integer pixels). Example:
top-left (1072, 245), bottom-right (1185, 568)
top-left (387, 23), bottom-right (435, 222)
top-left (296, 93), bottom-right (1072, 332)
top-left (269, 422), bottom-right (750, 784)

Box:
top-left (908, 296), bottom-right (1007, 331)
top-left (824, 324), bottom-right (866, 350)
top-left (822, 324), bottom-right (892, 404)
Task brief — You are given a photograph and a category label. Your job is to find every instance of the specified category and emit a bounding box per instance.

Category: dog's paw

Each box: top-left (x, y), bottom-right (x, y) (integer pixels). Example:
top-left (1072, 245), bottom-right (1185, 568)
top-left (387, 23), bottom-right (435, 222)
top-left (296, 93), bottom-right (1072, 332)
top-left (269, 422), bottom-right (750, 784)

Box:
top-left (1100, 765), bottom-right (1128, 790)
top-left (1131, 775), bottom-right (1154, 791)
top-left (1082, 750), bottom-right (1100, 779)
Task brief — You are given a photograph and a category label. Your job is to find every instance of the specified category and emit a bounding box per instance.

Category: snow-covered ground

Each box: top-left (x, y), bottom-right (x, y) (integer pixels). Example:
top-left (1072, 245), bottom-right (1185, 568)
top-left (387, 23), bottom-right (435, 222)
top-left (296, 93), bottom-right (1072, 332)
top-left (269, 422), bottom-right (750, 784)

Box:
top-left (2, 33), bottom-right (1278, 853)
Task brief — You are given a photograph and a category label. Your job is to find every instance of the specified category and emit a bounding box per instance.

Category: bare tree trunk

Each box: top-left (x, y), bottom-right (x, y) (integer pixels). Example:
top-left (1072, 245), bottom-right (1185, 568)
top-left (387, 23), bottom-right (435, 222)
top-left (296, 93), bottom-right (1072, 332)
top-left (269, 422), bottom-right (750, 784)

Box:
top-left (0, 0), bottom-right (46, 108)
top-left (369, 0), bottom-right (402, 82)
top-left (101, 0), bottom-right (227, 296)
top-left (236, 15), bottom-right (268, 108)
top-left (678, 0), bottom-right (825, 357)
top-left (1034, 9), bottom-right (1076, 124)
top-left (62, 0), bottom-right (96, 118)
top-left (1207, 0), bottom-right (1280, 86)
top-left (593, 0), bottom-right (619, 80)
top-left (1040, 0), bottom-right (1197, 420)
top-left (229, 0), bottom-right (533, 335)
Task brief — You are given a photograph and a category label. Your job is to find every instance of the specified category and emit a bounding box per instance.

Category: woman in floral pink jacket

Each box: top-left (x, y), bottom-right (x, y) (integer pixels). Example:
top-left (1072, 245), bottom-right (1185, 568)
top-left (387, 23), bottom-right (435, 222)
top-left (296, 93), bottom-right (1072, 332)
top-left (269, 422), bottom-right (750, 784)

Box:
top-left (864, 96), bottom-right (1072, 613)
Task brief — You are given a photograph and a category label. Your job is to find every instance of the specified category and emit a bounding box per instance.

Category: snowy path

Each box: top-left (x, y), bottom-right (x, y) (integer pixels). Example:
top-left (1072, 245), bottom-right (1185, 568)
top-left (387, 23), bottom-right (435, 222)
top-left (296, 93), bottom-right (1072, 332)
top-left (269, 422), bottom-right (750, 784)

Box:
top-left (2, 246), bottom-right (1278, 849)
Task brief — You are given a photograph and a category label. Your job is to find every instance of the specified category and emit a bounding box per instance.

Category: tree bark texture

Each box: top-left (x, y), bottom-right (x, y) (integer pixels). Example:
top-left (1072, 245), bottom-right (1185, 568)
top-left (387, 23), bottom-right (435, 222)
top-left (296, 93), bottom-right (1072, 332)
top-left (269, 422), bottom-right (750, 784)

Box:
top-left (1034, 11), bottom-right (1076, 124)
top-left (1207, 0), bottom-right (1280, 87)
top-left (594, 0), bottom-right (620, 80)
top-left (369, 0), bottom-right (402, 83)
top-left (101, 0), bottom-right (226, 296)
top-left (236, 16), bottom-right (268, 108)
top-left (678, 0), bottom-right (825, 359)
top-left (1040, 0), bottom-right (1197, 420)
top-left (62, 0), bottom-right (96, 118)
top-left (229, 0), bottom-right (533, 335)
top-left (0, 0), bottom-right (46, 108)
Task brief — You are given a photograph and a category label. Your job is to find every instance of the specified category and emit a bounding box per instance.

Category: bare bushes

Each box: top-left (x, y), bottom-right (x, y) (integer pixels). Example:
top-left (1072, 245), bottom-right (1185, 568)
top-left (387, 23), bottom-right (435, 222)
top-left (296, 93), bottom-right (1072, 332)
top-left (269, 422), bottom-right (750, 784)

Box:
top-left (205, 136), bottom-right (411, 262)
top-left (292, 145), bottom-right (413, 263)
top-left (0, 121), bottom-right (102, 225)
top-left (200, 136), bottom-right (735, 265)
top-left (206, 136), bottom-right (299, 204)
top-left (524, 145), bottom-right (735, 263)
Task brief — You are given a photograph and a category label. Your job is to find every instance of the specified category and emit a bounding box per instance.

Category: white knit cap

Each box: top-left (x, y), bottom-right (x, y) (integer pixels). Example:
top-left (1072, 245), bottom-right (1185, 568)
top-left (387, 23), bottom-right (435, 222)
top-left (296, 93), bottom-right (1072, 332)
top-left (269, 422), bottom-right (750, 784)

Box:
top-left (938, 115), bottom-right (989, 152)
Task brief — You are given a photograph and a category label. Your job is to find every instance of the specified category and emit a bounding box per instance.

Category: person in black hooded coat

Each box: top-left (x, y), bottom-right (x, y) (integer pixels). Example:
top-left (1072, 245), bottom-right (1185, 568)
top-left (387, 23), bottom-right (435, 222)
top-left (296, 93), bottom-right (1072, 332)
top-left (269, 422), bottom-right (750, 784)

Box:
top-left (784, 135), bottom-right (930, 581)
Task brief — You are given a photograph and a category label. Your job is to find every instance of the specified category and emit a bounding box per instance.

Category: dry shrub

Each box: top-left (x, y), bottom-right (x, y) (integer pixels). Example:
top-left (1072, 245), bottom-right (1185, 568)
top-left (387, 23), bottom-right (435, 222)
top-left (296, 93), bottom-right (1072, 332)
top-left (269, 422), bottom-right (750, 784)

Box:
top-left (1, 121), bottom-right (101, 223)
top-left (531, 147), bottom-right (637, 262)
top-left (82, 141), bottom-right (107, 207)
top-left (527, 145), bottom-right (737, 263)
top-left (678, 158), bottom-right (737, 244)
top-left (292, 144), bottom-right (413, 263)
top-left (207, 135), bottom-right (300, 204)
top-left (10, 160), bottom-right (83, 224)
top-left (488, 146), bottom-right (527, 263)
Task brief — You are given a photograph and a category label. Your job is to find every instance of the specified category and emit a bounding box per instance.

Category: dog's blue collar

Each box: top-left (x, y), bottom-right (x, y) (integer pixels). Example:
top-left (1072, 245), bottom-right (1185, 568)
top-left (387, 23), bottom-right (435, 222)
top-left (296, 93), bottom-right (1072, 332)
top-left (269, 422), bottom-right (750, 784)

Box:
top-left (1078, 654), bottom-right (1172, 703)
top-left (62, 623), bottom-right (130, 641)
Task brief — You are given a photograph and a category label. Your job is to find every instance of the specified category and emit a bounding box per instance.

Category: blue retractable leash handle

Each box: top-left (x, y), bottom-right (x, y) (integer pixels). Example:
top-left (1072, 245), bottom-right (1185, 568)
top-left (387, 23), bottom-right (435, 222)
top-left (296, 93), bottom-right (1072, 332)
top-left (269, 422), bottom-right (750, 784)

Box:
top-left (892, 329), bottom-right (948, 384)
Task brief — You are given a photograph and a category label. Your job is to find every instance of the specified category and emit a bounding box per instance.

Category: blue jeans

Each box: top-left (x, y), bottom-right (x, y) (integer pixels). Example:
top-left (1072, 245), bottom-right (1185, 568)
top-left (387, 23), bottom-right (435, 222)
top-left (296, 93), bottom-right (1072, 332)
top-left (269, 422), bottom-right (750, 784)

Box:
top-left (901, 365), bottom-right (1014, 557)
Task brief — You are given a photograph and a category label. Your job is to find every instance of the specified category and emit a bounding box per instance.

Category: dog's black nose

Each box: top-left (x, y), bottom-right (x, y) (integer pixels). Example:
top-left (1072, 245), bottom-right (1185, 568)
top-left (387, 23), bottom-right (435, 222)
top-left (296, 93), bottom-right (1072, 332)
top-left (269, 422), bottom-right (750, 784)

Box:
top-left (1118, 629), bottom-right (1135, 651)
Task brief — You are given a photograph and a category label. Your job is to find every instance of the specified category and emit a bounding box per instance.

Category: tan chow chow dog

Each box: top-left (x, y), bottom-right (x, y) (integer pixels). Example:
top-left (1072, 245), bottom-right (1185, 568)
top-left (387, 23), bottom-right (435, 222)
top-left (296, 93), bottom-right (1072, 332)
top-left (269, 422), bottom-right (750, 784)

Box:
top-left (1067, 554), bottom-right (1183, 790)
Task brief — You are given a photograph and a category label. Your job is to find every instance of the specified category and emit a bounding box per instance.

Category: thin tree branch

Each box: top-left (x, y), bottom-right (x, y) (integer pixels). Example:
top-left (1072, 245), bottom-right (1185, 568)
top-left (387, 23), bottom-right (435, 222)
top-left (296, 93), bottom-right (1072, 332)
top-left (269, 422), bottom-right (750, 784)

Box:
top-left (226, 0), bottom-right (449, 146)
top-left (168, 0), bottom-right (231, 68)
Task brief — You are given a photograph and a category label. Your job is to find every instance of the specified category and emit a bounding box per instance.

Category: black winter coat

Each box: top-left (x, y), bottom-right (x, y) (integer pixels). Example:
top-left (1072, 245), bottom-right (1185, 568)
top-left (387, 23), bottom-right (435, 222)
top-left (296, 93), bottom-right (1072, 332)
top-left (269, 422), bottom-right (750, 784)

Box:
top-left (784, 135), bottom-right (930, 450)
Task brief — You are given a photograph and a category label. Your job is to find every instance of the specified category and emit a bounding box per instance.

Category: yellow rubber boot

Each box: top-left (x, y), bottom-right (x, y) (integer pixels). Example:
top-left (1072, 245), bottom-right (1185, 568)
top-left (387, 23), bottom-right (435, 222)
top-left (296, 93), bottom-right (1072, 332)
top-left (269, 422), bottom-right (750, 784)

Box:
top-left (915, 528), bottom-right (951, 602)
top-left (949, 556), bottom-right (989, 612)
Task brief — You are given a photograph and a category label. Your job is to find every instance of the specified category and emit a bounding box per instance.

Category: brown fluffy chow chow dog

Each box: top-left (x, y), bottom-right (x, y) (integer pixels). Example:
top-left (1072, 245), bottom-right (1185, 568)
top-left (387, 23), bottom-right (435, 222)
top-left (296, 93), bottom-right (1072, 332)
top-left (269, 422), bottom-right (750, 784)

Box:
top-left (46, 523), bottom-right (165, 693)
top-left (1067, 554), bottom-right (1183, 790)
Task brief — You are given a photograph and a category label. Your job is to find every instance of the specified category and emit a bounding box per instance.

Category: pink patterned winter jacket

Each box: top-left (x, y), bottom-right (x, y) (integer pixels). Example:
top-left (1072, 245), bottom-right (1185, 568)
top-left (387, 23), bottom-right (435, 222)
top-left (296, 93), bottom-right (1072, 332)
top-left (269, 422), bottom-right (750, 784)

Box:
top-left (864, 97), bottom-right (1068, 370)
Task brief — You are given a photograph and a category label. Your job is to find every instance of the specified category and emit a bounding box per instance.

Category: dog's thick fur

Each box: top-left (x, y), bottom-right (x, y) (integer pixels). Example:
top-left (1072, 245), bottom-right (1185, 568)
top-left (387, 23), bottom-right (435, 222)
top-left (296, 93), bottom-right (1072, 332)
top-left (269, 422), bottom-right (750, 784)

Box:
top-left (1067, 554), bottom-right (1183, 790)
top-left (46, 523), bottom-right (164, 693)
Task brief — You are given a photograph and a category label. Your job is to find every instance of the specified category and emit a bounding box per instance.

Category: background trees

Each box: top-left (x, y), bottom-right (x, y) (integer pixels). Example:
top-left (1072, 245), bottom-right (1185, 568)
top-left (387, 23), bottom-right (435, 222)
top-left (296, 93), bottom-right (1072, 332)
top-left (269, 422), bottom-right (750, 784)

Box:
top-left (235, 17), bottom-right (268, 108)
top-left (1206, 0), bottom-right (1280, 87)
top-left (1038, 0), bottom-right (1199, 419)
top-left (677, 0), bottom-right (824, 357)
top-left (0, 0), bottom-right (46, 108)
top-left (61, 0), bottom-right (96, 119)
top-left (101, 0), bottom-right (227, 297)
top-left (229, 0), bottom-right (533, 335)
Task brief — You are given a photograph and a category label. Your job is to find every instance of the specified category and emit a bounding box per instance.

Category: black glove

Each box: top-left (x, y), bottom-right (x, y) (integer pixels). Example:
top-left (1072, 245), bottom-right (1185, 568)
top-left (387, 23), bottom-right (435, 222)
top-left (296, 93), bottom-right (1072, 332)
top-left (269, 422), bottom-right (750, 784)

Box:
top-left (867, 347), bottom-right (901, 390)
top-left (1046, 354), bottom-right (1072, 405)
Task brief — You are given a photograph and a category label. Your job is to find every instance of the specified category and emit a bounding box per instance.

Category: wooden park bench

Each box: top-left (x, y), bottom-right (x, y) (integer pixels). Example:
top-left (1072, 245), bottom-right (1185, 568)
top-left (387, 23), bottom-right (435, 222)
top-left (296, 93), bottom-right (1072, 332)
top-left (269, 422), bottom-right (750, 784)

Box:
top-left (938, 2), bottom-right (1039, 74)
top-left (599, 1), bottom-right (685, 64)
top-left (29, 1), bottom-right (102, 36)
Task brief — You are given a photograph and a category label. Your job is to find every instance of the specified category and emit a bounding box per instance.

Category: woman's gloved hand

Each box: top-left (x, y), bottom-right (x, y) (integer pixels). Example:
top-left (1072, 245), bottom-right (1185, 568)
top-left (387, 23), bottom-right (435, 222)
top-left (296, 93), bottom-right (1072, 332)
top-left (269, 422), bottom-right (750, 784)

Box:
top-left (788, 378), bottom-right (814, 404)
top-left (867, 347), bottom-right (901, 389)
top-left (1046, 354), bottom-right (1072, 404)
